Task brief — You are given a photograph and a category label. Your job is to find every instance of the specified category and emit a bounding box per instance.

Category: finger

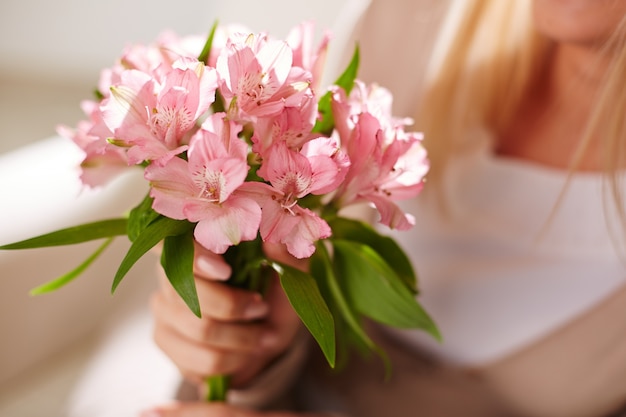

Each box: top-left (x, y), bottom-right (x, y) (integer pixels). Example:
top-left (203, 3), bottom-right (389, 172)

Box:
top-left (194, 244), bottom-right (232, 281)
top-left (196, 279), bottom-right (270, 320)
top-left (153, 314), bottom-right (262, 382)
top-left (151, 292), bottom-right (279, 352)
top-left (141, 402), bottom-right (339, 417)
top-left (156, 268), bottom-right (270, 321)
top-left (141, 402), bottom-right (242, 417)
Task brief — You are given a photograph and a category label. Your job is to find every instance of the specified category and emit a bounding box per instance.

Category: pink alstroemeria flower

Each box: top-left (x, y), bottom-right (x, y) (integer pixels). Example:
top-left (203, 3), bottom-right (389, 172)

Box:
top-left (145, 114), bottom-right (261, 254)
top-left (102, 59), bottom-right (218, 165)
top-left (97, 31), bottom-right (208, 98)
top-left (203, 24), bottom-right (253, 67)
top-left (216, 32), bottom-right (310, 121)
top-left (241, 141), bottom-right (343, 258)
top-left (57, 100), bottom-right (128, 188)
top-left (332, 81), bottom-right (414, 144)
top-left (250, 92), bottom-right (318, 155)
top-left (332, 108), bottom-right (428, 231)
top-left (286, 21), bottom-right (331, 92)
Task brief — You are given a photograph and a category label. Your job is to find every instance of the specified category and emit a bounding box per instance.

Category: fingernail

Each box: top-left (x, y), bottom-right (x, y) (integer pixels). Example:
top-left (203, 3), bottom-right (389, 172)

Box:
top-left (244, 298), bottom-right (269, 319)
top-left (196, 254), bottom-right (231, 280)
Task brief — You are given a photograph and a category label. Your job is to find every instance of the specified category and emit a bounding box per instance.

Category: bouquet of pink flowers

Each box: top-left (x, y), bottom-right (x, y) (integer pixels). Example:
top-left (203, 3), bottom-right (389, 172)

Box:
top-left (1, 21), bottom-right (438, 400)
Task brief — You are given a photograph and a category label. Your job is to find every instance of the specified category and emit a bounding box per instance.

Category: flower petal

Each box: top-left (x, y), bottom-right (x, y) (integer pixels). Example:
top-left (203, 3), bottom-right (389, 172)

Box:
top-left (193, 195), bottom-right (262, 253)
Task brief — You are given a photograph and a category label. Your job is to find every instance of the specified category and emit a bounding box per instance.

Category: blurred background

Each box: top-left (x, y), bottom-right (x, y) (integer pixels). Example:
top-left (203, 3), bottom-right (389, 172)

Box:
top-left (0, 0), bottom-right (351, 415)
top-left (0, 0), bottom-right (353, 154)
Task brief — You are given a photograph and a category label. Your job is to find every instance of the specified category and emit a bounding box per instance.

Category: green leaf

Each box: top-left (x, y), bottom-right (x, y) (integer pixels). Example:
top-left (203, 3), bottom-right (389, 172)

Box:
top-left (271, 261), bottom-right (336, 368)
top-left (313, 45), bottom-right (360, 135)
top-left (30, 238), bottom-right (115, 295)
top-left (332, 239), bottom-right (440, 341)
top-left (310, 243), bottom-right (384, 359)
top-left (0, 218), bottom-right (127, 250)
top-left (198, 20), bottom-right (219, 64)
top-left (161, 229), bottom-right (200, 317)
top-left (127, 193), bottom-right (160, 242)
top-left (333, 44), bottom-right (360, 94)
top-left (112, 216), bottom-right (194, 293)
top-left (328, 217), bottom-right (417, 293)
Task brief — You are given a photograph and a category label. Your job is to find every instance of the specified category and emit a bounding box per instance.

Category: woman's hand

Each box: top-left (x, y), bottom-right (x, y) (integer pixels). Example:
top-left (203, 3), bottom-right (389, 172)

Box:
top-left (150, 242), bottom-right (303, 388)
top-left (141, 402), bottom-right (338, 417)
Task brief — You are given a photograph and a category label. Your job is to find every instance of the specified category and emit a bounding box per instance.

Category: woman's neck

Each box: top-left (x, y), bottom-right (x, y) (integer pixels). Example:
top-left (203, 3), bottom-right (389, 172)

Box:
top-left (496, 42), bottom-right (610, 171)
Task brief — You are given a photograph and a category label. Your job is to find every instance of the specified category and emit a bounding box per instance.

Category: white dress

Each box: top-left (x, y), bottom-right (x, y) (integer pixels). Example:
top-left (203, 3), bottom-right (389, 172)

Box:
top-left (384, 130), bottom-right (626, 367)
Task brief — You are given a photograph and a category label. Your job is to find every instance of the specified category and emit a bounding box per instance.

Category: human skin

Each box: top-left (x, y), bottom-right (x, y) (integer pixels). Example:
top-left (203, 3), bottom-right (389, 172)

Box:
top-left (532, 0), bottom-right (626, 46)
top-left (150, 242), bottom-right (303, 388)
top-left (498, 0), bottom-right (626, 170)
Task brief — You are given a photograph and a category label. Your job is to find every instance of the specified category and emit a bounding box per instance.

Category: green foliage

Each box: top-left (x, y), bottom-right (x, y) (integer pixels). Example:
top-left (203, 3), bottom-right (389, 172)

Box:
top-left (0, 218), bottom-right (127, 249)
top-left (198, 20), bottom-right (219, 64)
top-left (328, 217), bottom-right (418, 293)
top-left (161, 229), bottom-right (200, 317)
top-left (272, 260), bottom-right (336, 367)
top-left (310, 243), bottom-right (381, 362)
top-left (127, 194), bottom-right (160, 242)
top-left (313, 45), bottom-right (360, 135)
top-left (112, 216), bottom-right (194, 293)
top-left (29, 238), bottom-right (115, 295)
top-left (332, 239), bottom-right (440, 340)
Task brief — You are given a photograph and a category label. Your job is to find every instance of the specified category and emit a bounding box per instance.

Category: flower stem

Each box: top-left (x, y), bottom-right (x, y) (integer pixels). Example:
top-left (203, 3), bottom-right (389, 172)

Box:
top-left (205, 375), bottom-right (230, 402)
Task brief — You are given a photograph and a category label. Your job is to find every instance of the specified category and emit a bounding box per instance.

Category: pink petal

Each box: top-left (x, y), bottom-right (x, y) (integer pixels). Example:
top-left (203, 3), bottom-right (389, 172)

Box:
top-left (257, 198), bottom-right (300, 245)
top-left (101, 70), bottom-right (154, 134)
top-left (257, 142), bottom-right (312, 197)
top-left (367, 194), bottom-right (415, 231)
top-left (256, 40), bottom-right (293, 88)
top-left (282, 206), bottom-right (331, 259)
top-left (145, 157), bottom-right (197, 219)
top-left (193, 195), bottom-right (262, 254)
top-left (301, 137), bottom-right (350, 195)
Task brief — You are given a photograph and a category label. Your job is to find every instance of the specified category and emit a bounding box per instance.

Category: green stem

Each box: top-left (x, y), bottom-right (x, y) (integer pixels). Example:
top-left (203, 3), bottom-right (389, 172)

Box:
top-left (205, 375), bottom-right (230, 402)
top-left (203, 237), bottom-right (268, 402)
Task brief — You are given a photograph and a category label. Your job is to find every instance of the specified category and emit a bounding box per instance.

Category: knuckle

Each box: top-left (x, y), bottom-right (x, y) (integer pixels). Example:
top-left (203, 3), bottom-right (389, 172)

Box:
top-left (195, 352), bottom-right (230, 376)
top-left (196, 317), bottom-right (218, 342)
top-left (152, 323), bottom-right (169, 352)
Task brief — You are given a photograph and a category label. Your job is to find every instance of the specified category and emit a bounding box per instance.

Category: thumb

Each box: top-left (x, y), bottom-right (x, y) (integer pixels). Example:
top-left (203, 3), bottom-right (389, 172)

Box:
top-left (140, 402), bottom-right (339, 417)
top-left (141, 402), bottom-right (248, 417)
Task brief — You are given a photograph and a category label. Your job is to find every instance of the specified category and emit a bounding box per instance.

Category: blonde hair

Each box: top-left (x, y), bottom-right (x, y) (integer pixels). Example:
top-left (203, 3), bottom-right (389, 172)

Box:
top-left (416, 0), bottom-right (548, 181)
top-left (417, 0), bottom-right (626, 234)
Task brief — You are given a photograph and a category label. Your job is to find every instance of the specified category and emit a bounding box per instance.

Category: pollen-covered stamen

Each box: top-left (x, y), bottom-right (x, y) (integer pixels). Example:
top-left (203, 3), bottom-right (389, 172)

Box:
top-left (373, 185), bottom-right (393, 197)
top-left (148, 103), bottom-right (195, 147)
top-left (238, 72), bottom-right (265, 102)
top-left (193, 166), bottom-right (227, 203)
top-left (271, 172), bottom-right (311, 216)
top-left (274, 171), bottom-right (311, 199)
